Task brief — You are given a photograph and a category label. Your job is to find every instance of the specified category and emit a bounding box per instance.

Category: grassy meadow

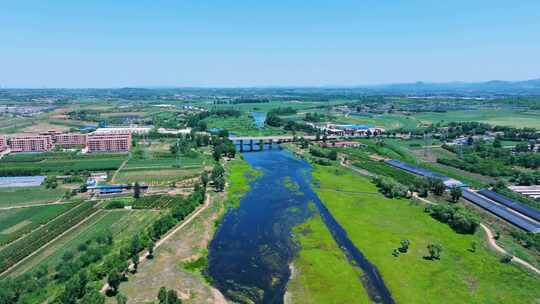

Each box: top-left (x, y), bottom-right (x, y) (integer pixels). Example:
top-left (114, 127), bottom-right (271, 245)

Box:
top-left (413, 109), bottom-right (540, 129)
top-left (287, 211), bottom-right (370, 304)
top-left (311, 165), bottom-right (540, 303)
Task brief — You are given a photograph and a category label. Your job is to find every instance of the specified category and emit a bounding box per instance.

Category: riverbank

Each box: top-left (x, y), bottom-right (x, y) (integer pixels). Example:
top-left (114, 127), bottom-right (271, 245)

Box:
top-left (310, 164), bottom-right (540, 303)
top-left (114, 157), bottom-right (256, 303)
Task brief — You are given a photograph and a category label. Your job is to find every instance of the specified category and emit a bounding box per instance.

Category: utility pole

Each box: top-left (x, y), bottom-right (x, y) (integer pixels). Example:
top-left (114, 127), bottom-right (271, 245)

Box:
top-left (176, 138), bottom-right (181, 168)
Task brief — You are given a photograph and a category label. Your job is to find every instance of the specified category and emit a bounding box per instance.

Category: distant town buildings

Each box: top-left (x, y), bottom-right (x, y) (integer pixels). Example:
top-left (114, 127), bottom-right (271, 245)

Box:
top-left (94, 126), bottom-right (152, 135)
top-left (0, 128), bottom-right (133, 153)
top-left (157, 127), bottom-right (192, 135)
top-left (315, 124), bottom-right (385, 137)
top-left (320, 141), bottom-right (365, 148)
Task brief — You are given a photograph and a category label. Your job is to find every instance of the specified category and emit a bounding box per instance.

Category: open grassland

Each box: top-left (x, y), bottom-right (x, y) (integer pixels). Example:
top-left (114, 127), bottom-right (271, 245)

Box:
top-left (0, 203), bottom-right (75, 246)
top-left (0, 186), bottom-right (65, 208)
top-left (336, 113), bottom-right (420, 129)
top-left (286, 212), bottom-right (369, 304)
top-left (312, 165), bottom-right (540, 304)
top-left (413, 109), bottom-right (540, 129)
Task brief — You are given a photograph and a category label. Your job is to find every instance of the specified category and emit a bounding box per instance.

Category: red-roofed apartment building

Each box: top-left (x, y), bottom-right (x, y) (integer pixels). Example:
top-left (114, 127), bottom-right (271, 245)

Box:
top-left (86, 132), bottom-right (131, 153)
top-left (0, 136), bottom-right (7, 152)
top-left (53, 133), bottom-right (87, 148)
top-left (9, 135), bottom-right (53, 152)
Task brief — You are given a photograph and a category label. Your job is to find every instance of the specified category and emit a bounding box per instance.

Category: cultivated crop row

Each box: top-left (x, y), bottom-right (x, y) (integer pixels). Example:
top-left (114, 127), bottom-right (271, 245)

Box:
top-left (0, 202), bottom-right (97, 274)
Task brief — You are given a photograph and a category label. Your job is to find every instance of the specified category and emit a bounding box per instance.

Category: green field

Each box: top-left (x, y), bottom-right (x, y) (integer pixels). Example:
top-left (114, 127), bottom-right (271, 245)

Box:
top-left (413, 109), bottom-right (540, 129)
top-left (287, 211), bottom-right (370, 303)
top-left (205, 113), bottom-right (286, 136)
top-left (0, 152), bottom-right (127, 174)
top-left (9, 209), bottom-right (160, 277)
top-left (124, 156), bottom-right (203, 169)
top-left (337, 113), bottom-right (421, 129)
top-left (0, 203), bottom-right (74, 245)
top-left (0, 186), bottom-right (65, 208)
top-left (114, 168), bottom-right (202, 185)
top-left (41, 209), bottom-right (160, 267)
top-left (311, 165), bottom-right (540, 303)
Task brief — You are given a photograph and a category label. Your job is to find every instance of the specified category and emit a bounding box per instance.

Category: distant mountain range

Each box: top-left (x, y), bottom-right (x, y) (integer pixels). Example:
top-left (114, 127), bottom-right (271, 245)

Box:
top-left (362, 78), bottom-right (540, 96)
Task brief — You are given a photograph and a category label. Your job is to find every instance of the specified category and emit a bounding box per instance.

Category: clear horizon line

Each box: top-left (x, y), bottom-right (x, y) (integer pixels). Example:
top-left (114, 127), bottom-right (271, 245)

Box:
top-left (1, 77), bottom-right (539, 90)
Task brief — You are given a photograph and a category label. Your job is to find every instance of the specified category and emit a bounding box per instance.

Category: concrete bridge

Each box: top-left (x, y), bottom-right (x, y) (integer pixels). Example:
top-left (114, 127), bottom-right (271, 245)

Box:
top-left (229, 135), bottom-right (344, 152)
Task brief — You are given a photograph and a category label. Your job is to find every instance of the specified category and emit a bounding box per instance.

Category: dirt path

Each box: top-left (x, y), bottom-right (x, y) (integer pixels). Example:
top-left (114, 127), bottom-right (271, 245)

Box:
top-left (0, 208), bottom-right (102, 277)
top-left (479, 223), bottom-right (540, 276)
top-left (100, 189), bottom-right (228, 303)
top-left (0, 200), bottom-right (74, 210)
top-left (412, 193), bottom-right (540, 276)
top-left (111, 159), bottom-right (129, 182)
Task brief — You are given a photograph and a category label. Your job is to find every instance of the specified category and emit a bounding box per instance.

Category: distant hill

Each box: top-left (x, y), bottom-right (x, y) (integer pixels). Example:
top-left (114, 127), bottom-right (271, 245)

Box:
top-left (364, 78), bottom-right (540, 96)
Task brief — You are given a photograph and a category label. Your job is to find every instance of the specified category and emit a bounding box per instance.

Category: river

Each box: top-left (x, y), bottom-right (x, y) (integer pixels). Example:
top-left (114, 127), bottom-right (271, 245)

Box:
top-left (208, 148), bottom-right (394, 304)
top-left (251, 112), bottom-right (266, 128)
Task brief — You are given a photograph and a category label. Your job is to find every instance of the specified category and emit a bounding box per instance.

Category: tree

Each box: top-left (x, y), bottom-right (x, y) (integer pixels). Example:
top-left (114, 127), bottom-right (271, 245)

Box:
top-left (80, 289), bottom-right (105, 304)
top-left (201, 172), bottom-right (209, 187)
top-left (107, 270), bottom-right (122, 294)
top-left (450, 187), bottom-right (462, 203)
top-left (147, 240), bottom-right (155, 259)
top-left (214, 175), bottom-right (226, 192)
top-left (116, 293), bottom-right (128, 304)
top-left (158, 287), bottom-right (168, 304)
top-left (131, 254), bottom-right (139, 273)
top-left (166, 289), bottom-right (181, 304)
top-left (327, 150), bottom-right (338, 161)
top-left (469, 241), bottom-right (477, 253)
top-left (399, 239), bottom-right (410, 253)
top-left (493, 138), bottom-right (502, 148)
top-left (427, 243), bottom-right (442, 260)
top-left (428, 178), bottom-right (445, 196)
top-left (133, 182), bottom-right (141, 199)
top-left (500, 255), bottom-right (513, 264)
top-left (211, 164), bottom-right (226, 191)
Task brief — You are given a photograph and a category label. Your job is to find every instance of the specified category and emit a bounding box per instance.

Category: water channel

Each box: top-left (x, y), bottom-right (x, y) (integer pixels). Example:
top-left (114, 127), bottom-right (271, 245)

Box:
top-left (208, 148), bottom-right (394, 304)
top-left (251, 112), bottom-right (267, 128)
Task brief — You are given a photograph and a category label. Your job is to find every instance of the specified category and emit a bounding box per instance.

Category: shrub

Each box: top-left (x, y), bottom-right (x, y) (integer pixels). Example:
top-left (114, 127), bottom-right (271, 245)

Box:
top-left (426, 204), bottom-right (479, 234)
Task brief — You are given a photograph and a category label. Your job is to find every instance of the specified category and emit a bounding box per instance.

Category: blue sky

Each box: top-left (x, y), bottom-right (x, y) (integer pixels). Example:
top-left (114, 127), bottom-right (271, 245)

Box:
top-left (1, 0), bottom-right (539, 88)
